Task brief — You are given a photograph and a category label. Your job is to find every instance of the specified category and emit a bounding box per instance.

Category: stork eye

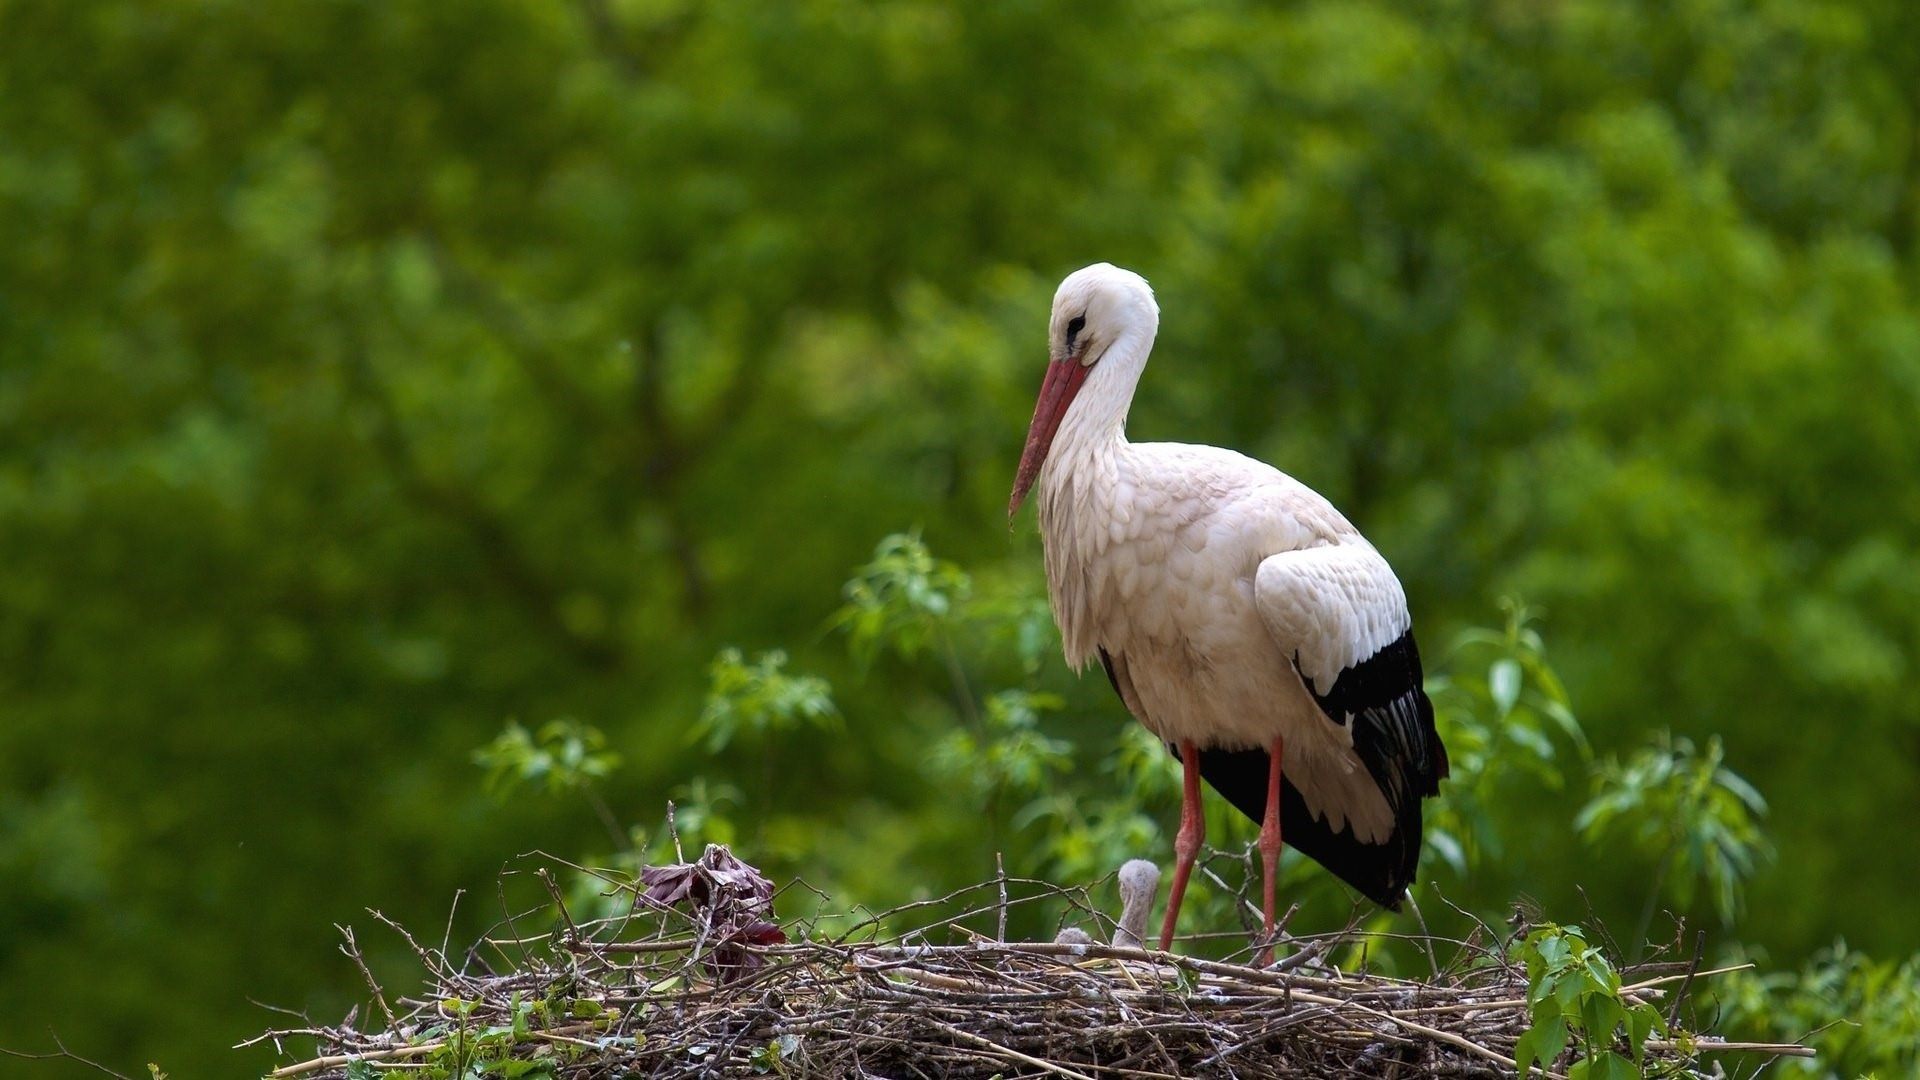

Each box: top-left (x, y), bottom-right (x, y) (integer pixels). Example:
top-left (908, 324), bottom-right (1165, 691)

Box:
top-left (1066, 314), bottom-right (1087, 350)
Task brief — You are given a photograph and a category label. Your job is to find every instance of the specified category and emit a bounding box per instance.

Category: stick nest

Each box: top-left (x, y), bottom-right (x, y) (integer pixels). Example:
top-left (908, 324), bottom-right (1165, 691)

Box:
top-left (253, 845), bottom-right (1808, 1079)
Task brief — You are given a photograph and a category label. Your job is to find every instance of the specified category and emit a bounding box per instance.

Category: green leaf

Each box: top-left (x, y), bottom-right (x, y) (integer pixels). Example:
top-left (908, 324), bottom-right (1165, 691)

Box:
top-left (1625, 1004), bottom-right (1659, 1062)
top-left (1514, 1015), bottom-right (1568, 1077)
top-left (1536, 933), bottom-right (1574, 969)
top-left (1489, 658), bottom-right (1522, 717)
top-left (1529, 970), bottom-right (1563, 1008)
top-left (1538, 699), bottom-right (1589, 751)
top-left (1581, 994), bottom-right (1625, 1052)
top-left (1556, 968), bottom-right (1588, 1010)
top-left (1508, 723), bottom-right (1556, 761)
top-left (1569, 1050), bottom-right (1637, 1080)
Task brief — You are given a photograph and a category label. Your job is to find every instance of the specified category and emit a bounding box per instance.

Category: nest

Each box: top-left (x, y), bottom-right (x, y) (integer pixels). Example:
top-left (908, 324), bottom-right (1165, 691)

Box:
top-left (252, 845), bottom-right (1811, 1078)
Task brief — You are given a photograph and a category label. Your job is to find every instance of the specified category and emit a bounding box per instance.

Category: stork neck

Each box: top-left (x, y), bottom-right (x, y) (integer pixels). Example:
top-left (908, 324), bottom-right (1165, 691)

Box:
top-left (1049, 331), bottom-right (1150, 466)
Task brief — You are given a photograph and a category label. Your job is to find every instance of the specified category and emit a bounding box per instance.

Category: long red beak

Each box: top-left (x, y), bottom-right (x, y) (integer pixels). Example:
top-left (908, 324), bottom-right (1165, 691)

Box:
top-left (1009, 359), bottom-right (1091, 519)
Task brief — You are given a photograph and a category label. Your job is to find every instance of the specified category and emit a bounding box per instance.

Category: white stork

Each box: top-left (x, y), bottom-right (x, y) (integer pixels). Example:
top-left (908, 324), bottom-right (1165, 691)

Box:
top-left (1008, 263), bottom-right (1449, 959)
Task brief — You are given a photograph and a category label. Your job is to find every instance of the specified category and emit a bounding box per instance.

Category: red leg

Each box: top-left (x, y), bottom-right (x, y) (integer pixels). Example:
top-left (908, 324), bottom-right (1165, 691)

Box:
top-left (1256, 734), bottom-right (1286, 966)
top-left (1158, 740), bottom-right (1204, 952)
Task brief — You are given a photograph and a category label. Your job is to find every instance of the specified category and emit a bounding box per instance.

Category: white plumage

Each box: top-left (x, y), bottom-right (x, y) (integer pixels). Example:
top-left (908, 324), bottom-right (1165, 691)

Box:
top-left (1010, 263), bottom-right (1447, 957)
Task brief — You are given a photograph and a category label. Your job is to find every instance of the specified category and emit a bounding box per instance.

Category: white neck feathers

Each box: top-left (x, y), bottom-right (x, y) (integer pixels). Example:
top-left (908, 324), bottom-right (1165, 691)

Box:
top-left (1048, 328), bottom-right (1153, 469)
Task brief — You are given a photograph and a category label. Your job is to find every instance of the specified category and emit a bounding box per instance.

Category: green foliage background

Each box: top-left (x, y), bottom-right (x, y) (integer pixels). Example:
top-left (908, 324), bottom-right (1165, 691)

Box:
top-left (2, 0), bottom-right (1917, 1074)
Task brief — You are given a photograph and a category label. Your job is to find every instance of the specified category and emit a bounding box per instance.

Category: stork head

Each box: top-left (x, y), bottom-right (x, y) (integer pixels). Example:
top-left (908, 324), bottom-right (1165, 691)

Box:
top-left (1009, 263), bottom-right (1158, 518)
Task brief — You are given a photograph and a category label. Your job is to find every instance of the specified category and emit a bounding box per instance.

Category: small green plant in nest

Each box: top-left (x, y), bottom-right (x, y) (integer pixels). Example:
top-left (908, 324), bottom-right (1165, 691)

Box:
top-left (1515, 923), bottom-right (1670, 1079)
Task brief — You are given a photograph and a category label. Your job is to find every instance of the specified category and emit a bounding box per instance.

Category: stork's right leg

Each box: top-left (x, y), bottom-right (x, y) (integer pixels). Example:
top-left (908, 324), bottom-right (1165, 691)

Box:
top-left (1158, 740), bottom-right (1204, 952)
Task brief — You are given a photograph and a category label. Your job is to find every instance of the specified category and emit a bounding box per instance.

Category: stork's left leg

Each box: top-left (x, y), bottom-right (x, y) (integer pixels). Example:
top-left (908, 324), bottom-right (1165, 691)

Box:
top-left (1256, 734), bottom-right (1286, 966)
top-left (1157, 740), bottom-right (1204, 952)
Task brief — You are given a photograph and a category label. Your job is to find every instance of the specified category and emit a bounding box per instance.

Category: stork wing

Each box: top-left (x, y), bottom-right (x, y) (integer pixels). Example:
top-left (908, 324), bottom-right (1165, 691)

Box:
top-left (1229, 543), bottom-right (1449, 906)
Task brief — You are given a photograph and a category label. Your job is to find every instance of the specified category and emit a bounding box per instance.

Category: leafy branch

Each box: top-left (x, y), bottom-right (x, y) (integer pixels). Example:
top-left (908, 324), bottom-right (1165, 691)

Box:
top-left (1578, 732), bottom-right (1772, 946)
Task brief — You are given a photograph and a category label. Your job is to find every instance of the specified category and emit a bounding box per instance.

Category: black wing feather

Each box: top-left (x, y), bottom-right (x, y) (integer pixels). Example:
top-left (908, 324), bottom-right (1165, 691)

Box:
top-left (1303, 628), bottom-right (1449, 809)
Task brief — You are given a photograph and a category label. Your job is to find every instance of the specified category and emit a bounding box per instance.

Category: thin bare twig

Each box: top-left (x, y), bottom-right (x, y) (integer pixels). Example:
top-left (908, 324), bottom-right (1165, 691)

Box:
top-left (996, 852), bottom-right (1009, 943)
top-left (1, 1031), bottom-right (135, 1080)
top-left (336, 924), bottom-right (396, 1028)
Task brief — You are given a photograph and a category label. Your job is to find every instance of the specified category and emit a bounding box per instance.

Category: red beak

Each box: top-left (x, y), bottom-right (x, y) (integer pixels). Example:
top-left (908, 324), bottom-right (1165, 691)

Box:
top-left (1009, 359), bottom-right (1091, 519)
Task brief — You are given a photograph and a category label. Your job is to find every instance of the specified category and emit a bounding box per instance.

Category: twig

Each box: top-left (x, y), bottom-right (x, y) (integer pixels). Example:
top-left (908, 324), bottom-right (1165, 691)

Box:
top-left (1648, 1039), bottom-right (1817, 1058)
top-left (925, 1018), bottom-right (1100, 1080)
top-left (267, 1044), bottom-right (439, 1078)
top-left (1623, 962), bottom-right (1755, 993)
top-left (441, 886), bottom-right (466, 965)
top-left (1, 1032), bottom-right (135, 1080)
top-left (996, 852), bottom-right (1009, 943)
top-left (337, 925), bottom-right (396, 1028)
top-left (1668, 928), bottom-right (1706, 1028)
